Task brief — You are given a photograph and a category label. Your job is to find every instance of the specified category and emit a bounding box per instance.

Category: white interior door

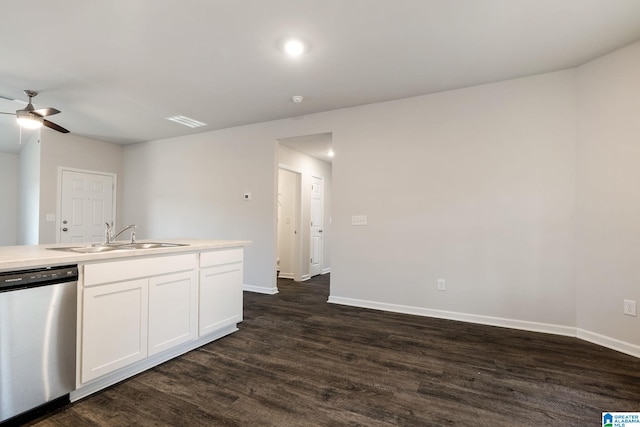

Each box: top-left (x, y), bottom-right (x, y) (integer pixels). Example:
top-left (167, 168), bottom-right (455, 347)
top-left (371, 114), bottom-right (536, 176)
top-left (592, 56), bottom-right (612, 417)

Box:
top-left (310, 176), bottom-right (323, 277)
top-left (59, 170), bottom-right (114, 244)
top-left (277, 168), bottom-right (301, 280)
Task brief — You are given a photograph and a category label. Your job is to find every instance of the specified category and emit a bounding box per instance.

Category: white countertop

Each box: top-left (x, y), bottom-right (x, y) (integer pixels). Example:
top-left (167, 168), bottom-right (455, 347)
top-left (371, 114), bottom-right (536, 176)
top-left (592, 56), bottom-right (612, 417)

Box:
top-left (0, 239), bottom-right (251, 272)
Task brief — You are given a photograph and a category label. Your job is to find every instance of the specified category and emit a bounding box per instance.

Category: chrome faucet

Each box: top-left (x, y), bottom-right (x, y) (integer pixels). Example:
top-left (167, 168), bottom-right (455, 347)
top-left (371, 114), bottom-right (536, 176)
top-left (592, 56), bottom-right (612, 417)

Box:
top-left (104, 222), bottom-right (137, 245)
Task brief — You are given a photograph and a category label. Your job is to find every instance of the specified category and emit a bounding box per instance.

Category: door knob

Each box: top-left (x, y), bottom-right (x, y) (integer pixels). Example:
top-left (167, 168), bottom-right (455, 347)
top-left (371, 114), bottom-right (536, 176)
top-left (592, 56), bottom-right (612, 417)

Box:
top-left (62, 227), bottom-right (68, 232)
top-left (319, 230), bottom-right (323, 233)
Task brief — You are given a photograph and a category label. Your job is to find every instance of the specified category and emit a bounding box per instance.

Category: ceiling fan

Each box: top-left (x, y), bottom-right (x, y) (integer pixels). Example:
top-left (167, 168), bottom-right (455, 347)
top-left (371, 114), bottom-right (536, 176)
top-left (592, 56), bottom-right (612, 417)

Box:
top-left (0, 90), bottom-right (69, 133)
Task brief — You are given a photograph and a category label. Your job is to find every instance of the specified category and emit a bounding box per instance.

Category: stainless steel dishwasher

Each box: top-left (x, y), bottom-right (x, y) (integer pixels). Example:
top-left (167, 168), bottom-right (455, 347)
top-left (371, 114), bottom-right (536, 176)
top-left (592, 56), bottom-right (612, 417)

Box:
top-left (0, 265), bottom-right (77, 425)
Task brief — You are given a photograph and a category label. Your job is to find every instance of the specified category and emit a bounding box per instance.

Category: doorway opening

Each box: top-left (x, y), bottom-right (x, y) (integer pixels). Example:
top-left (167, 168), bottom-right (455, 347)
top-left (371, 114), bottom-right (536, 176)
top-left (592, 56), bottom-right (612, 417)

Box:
top-left (276, 133), bottom-right (333, 291)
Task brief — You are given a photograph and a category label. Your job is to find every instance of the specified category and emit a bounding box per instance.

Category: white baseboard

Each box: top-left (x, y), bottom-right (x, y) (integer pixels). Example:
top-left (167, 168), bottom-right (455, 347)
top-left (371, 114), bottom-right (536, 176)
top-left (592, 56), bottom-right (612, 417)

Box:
top-left (322, 267), bottom-right (331, 275)
top-left (300, 274), bottom-right (311, 282)
top-left (278, 272), bottom-right (295, 280)
top-left (328, 295), bottom-right (575, 336)
top-left (328, 295), bottom-right (640, 359)
top-left (243, 284), bottom-right (278, 295)
top-left (577, 328), bottom-right (640, 359)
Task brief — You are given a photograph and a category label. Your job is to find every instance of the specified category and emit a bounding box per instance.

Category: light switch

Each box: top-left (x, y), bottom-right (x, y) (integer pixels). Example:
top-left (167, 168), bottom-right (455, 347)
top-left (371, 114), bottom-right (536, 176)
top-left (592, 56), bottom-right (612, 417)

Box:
top-left (351, 215), bottom-right (368, 226)
top-left (46, 214), bottom-right (56, 222)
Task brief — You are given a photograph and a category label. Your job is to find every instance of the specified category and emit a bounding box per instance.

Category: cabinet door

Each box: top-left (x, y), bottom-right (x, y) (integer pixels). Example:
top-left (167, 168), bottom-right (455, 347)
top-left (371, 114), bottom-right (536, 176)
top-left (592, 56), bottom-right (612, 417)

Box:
top-left (148, 270), bottom-right (197, 355)
top-left (81, 279), bottom-right (148, 383)
top-left (199, 263), bottom-right (242, 336)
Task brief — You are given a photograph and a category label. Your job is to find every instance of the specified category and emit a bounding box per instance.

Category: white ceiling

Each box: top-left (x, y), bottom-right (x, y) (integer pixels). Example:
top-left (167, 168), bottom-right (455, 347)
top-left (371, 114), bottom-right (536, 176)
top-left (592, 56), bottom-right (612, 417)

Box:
top-left (279, 132), bottom-right (333, 163)
top-left (2, 0), bottom-right (640, 155)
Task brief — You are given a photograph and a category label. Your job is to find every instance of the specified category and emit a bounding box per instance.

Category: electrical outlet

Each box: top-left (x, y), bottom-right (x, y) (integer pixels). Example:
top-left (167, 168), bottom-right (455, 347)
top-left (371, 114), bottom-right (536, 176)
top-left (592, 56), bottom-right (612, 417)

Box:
top-left (624, 299), bottom-right (637, 317)
top-left (437, 279), bottom-right (446, 291)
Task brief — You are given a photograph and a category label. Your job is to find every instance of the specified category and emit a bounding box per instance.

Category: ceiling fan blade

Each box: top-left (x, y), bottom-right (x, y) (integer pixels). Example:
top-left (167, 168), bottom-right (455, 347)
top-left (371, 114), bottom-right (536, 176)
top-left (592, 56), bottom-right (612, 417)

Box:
top-left (33, 107), bottom-right (61, 117)
top-left (0, 112), bottom-right (16, 115)
top-left (0, 94), bottom-right (26, 105)
top-left (43, 119), bottom-right (69, 133)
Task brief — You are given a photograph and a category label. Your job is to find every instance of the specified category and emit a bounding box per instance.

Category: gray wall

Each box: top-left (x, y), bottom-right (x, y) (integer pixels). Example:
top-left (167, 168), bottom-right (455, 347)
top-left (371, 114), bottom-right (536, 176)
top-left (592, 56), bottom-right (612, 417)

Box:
top-left (38, 130), bottom-right (124, 244)
top-left (17, 133), bottom-right (40, 245)
top-left (0, 151), bottom-right (18, 245)
top-left (123, 126), bottom-right (281, 291)
top-left (122, 40), bottom-right (640, 357)
top-left (575, 41), bottom-right (640, 352)
top-left (330, 70), bottom-right (576, 331)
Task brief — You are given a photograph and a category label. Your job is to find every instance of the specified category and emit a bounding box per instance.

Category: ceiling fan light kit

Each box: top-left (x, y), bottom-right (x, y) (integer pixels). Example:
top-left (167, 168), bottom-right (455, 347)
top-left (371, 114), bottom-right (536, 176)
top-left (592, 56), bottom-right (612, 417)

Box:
top-left (0, 89), bottom-right (69, 134)
top-left (16, 110), bottom-right (44, 129)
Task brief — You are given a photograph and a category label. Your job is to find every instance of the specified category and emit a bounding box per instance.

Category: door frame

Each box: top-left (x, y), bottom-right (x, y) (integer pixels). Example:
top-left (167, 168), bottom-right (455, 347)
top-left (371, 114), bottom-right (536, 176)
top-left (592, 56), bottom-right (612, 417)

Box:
top-left (277, 164), bottom-right (303, 282)
top-left (56, 167), bottom-right (117, 244)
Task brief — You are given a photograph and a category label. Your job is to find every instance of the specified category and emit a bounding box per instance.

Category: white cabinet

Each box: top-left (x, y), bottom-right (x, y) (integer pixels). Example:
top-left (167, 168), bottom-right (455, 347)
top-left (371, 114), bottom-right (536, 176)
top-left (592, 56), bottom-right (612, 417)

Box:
top-left (81, 278), bottom-right (148, 383)
top-left (148, 270), bottom-right (197, 356)
top-left (199, 249), bottom-right (243, 336)
top-left (80, 254), bottom-right (196, 383)
top-left (77, 247), bottom-right (244, 389)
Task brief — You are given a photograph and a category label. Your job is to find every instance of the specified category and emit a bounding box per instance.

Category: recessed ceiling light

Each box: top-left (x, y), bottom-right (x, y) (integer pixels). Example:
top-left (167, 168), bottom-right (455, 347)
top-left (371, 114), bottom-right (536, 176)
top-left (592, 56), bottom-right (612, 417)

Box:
top-left (165, 115), bottom-right (207, 128)
top-left (291, 95), bottom-right (303, 103)
top-left (328, 150), bottom-right (335, 157)
top-left (284, 38), bottom-right (305, 57)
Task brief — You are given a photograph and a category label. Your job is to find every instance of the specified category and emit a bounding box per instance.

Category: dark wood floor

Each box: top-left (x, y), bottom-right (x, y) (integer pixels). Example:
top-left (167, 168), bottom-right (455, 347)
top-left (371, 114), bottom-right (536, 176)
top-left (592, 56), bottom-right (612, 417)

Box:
top-left (28, 274), bottom-right (640, 426)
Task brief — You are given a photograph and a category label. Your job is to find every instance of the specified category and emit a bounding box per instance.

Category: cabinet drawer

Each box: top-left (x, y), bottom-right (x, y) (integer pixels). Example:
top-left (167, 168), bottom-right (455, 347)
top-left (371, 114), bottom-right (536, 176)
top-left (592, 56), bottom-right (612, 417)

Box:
top-left (200, 249), bottom-right (243, 268)
top-left (84, 253), bottom-right (197, 287)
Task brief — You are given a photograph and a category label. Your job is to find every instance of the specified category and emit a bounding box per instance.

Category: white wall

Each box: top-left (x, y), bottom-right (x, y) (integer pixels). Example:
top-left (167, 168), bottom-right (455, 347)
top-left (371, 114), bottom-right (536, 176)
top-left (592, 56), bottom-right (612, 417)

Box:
top-left (39, 130), bottom-right (124, 244)
top-left (0, 151), bottom-right (18, 246)
top-left (17, 133), bottom-right (40, 245)
top-left (575, 41), bottom-right (640, 352)
top-left (278, 144), bottom-right (333, 280)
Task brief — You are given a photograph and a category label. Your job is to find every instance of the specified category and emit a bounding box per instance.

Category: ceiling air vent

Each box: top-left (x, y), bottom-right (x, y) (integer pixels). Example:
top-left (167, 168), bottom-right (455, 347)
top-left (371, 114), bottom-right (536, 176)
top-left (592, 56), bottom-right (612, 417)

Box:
top-left (165, 115), bottom-right (207, 128)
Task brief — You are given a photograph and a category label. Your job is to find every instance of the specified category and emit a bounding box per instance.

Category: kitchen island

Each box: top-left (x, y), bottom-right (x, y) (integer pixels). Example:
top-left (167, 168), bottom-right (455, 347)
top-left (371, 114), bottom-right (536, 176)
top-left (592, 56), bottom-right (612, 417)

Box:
top-left (0, 239), bottom-right (250, 405)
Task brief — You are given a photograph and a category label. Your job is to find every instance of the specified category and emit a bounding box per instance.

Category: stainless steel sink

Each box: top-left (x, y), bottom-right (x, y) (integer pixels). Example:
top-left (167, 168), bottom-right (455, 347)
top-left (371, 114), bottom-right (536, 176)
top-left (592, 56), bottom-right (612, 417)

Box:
top-left (48, 245), bottom-right (124, 253)
top-left (118, 242), bottom-right (188, 249)
top-left (48, 242), bottom-right (189, 254)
